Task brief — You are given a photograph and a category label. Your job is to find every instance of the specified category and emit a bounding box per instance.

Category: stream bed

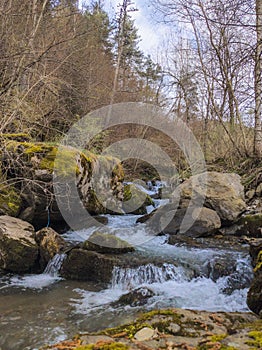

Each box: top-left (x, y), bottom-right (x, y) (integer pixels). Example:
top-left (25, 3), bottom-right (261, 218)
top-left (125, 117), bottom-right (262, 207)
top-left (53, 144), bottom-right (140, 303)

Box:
top-left (0, 184), bottom-right (254, 350)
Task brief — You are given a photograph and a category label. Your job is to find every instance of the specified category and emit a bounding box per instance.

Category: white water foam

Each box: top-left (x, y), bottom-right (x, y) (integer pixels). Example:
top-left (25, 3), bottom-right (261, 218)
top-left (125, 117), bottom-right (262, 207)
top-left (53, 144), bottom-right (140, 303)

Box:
top-left (0, 254), bottom-right (66, 290)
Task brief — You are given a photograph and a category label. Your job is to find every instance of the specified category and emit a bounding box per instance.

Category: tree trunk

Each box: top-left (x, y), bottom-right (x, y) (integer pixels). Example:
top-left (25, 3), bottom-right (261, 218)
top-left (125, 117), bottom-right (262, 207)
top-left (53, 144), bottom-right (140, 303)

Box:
top-left (254, 0), bottom-right (262, 158)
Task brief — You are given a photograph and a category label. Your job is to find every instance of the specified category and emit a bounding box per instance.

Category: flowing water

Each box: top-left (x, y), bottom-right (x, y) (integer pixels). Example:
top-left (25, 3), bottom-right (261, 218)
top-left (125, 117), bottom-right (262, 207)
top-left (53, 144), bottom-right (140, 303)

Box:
top-left (0, 182), bottom-right (254, 350)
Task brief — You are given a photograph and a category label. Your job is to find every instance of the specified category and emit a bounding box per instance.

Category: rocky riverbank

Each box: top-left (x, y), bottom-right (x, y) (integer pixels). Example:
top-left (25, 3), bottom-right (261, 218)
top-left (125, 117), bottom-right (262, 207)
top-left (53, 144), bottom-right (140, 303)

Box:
top-left (0, 138), bottom-right (261, 349)
top-left (42, 309), bottom-right (262, 350)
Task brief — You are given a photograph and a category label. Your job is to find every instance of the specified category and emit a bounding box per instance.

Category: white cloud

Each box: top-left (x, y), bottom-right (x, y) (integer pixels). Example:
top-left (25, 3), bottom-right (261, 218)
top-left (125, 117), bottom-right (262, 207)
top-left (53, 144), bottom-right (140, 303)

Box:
top-left (104, 0), bottom-right (164, 55)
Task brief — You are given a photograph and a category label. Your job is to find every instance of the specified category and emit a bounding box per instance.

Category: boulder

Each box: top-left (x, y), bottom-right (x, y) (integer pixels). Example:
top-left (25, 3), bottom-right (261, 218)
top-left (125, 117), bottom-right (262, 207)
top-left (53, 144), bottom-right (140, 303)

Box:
top-left (114, 287), bottom-right (154, 307)
top-left (247, 249), bottom-right (262, 315)
top-left (235, 214), bottom-right (262, 237)
top-left (35, 227), bottom-right (67, 270)
top-left (162, 207), bottom-right (221, 238)
top-left (207, 257), bottom-right (236, 281)
top-left (123, 184), bottom-right (154, 215)
top-left (2, 141), bottom-right (124, 229)
top-left (0, 215), bottom-right (38, 272)
top-left (61, 248), bottom-right (118, 283)
top-left (173, 172), bottom-right (246, 223)
top-left (82, 231), bottom-right (135, 254)
top-left (249, 239), bottom-right (262, 266)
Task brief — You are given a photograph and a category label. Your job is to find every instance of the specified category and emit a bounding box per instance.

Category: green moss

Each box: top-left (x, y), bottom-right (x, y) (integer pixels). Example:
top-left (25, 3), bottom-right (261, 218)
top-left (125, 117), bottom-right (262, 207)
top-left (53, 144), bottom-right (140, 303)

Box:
top-left (246, 331), bottom-right (262, 348)
top-left (0, 184), bottom-right (21, 216)
top-left (40, 146), bottom-right (94, 178)
top-left (123, 184), bottom-right (154, 215)
top-left (101, 310), bottom-right (180, 339)
top-left (139, 309), bottom-right (178, 321)
top-left (210, 334), bottom-right (227, 342)
top-left (24, 143), bottom-right (52, 155)
top-left (0, 133), bottom-right (31, 142)
top-left (102, 322), bottom-right (152, 339)
top-left (83, 231), bottom-right (134, 254)
top-left (254, 250), bottom-right (262, 273)
top-left (75, 342), bottom-right (128, 350)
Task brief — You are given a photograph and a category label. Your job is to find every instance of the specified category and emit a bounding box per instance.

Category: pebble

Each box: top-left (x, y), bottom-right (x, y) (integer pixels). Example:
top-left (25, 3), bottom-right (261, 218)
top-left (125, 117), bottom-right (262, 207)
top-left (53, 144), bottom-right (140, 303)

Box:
top-left (134, 327), bottom-right (155, 341)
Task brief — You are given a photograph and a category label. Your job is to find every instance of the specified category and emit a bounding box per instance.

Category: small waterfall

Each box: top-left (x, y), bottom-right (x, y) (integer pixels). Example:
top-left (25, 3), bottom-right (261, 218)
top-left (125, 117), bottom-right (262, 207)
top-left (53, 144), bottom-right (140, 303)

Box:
top-left (44, 253), bottom-right (66, 276)
top-left (111, 263), bottom-right (187, 290)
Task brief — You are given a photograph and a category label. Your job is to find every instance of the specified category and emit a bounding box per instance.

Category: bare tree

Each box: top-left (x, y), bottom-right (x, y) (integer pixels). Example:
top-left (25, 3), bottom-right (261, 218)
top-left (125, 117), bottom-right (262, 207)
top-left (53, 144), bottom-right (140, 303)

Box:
top-left (254, 0), bottom-right (262, 158)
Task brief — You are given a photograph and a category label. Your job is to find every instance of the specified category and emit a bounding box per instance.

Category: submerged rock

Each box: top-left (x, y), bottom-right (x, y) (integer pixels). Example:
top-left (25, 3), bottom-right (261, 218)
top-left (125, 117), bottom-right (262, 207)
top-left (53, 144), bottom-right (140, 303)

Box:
top-left (0, 215), bottom-right (38, 273)
top-left (114, 287), bottom-right (154, 307)
top-left (172, 172), bottom-right (246, 223)
top-left (83, 231), bottom-right (135, 254)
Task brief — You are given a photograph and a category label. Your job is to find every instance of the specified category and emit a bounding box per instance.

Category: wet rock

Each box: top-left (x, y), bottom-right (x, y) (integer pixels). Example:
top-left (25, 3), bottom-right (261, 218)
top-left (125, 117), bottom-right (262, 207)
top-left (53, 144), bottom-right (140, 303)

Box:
top-left (115, 287), bottom-right (154, 307)
top-left (93, 216), bottom-right (108, 225)
top-left (123, 184), bottom-right (154, 215)
top-left (235, 214), bottom-right (262, 237)
top-left (207, 257), bottom-right (236, 281)
top-left (82, 231), bottom-right (135, 254)
top-left (247, 274), bottom-right (262, 315)
top-left (161, 207), bottom-right (221, 238)
top-left (35, 227), bottom-right (67, 270)
top-left (249, 239), bottom-right (262, 266)
top-left (61, 248), bottom-right (118, 283)
top-left (0, 215), bottom-right (38, 273)
top-left (247, 249), bottom-right (262, 315)
top-left (172, 172), bottom-right (246, 223)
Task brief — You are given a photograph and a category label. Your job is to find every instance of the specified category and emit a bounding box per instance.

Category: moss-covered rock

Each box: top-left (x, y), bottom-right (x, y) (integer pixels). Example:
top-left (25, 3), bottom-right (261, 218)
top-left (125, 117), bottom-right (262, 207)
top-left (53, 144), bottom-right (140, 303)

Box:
top-left (43, 309), bottom-right (260, 350)
top-left (172, 172), bottom-right (246, 224)
top-left (123, 184), bottom-right (154, 215)
top-left (0, 215), bottom-right (38, 273)
top-left (75, 342), bottom-right (129, 350)
top-left (0, 184), bottom-right (21, 216)
top-left (1, 140), bottom-right (124, 229)
top-left (236, 214), bottom-right (262, 237)
top-left (83, 231), bottom-right (134, 254)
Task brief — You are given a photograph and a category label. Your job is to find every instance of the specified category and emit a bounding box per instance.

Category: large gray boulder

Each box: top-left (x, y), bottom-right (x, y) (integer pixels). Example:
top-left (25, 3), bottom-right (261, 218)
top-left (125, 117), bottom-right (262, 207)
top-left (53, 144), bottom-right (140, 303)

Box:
top-left (0, 215), bottom-right (38, 272)
top-left (172, 172), bottom-right (246, 223)
top-left (164, 207), bottom-right (221, 238)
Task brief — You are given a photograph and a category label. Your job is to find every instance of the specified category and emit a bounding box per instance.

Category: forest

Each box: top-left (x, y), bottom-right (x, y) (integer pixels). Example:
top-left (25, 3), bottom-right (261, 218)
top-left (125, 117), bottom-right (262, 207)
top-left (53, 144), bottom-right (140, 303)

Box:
top-left (0, 0), bottom-right (261, 169)
top-left (0, 1), bottom-right (262, 350)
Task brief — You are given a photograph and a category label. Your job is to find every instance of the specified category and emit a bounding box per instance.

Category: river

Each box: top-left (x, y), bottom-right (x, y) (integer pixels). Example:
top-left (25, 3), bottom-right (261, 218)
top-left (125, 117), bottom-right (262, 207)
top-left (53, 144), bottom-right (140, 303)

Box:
top-left (0, 183), bottom-right (254, 350)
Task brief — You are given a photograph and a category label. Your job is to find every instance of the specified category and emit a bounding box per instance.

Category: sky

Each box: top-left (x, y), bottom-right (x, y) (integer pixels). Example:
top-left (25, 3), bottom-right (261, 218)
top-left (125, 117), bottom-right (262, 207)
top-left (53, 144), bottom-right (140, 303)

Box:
top-left (101, 0), bottom-right (165, 55)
